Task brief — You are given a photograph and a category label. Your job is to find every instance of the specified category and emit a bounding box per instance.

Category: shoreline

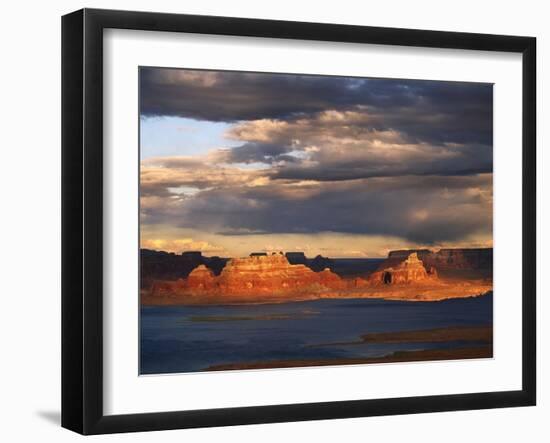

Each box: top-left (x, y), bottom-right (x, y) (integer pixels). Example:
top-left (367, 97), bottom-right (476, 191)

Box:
top-left (309, 325), bottom-right (493, 348)
top-left (141, 287), bottom-right (493, 307)
top-left (205, 346), bottom-right (493, 371)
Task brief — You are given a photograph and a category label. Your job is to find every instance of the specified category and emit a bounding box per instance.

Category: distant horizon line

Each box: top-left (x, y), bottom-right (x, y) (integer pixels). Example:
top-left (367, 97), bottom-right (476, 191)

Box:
top-left (140, 246), bottom-right (494, 260)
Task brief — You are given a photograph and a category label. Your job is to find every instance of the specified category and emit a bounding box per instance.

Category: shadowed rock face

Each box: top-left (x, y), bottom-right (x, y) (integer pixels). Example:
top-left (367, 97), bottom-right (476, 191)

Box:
top-left (379, 248), bottom-right (493, 272)
top-left (432, 248), bottom-right (493, 270)
top-left (284, 252), bottom-right (307, 265)
top-left (140, 249), bottom-right (228, 289)
top-left (285, 252), bottom-right (334, 272)
top-left (310, 255), bottom-right (334, 272)
top-left (150, 254), bottom-right (344, 297)
top-left (369, 253), bottom-right (438, 285)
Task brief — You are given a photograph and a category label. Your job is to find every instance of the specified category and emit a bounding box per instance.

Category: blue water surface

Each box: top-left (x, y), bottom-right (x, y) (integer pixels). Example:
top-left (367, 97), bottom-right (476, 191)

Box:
top-left (140, 294), bottom-right (492, 374)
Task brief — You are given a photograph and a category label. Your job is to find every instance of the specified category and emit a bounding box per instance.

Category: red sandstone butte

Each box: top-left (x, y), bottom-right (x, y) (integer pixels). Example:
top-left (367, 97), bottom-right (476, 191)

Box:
top-left (186, 265), bottom-right (217, 290)
top-left (368, 252), bottom-right (438, 285)
top-left (378, 248), bottom-right (492, 272)
top-left (150, 253), bottom-right (344, 298)
top-left (144, 249), bottom-right (493, 304)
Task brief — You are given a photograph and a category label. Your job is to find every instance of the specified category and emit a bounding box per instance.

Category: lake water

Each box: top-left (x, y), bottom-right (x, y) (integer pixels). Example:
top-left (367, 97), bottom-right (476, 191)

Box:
top-left (140, 294), bottom-right (492, 374)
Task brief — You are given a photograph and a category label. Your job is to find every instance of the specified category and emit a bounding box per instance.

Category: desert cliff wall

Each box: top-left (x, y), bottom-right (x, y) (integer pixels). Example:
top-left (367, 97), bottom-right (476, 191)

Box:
top-left (380, 248), bottom-right (492, 272)
top-left (140, 249), bottom-right (228, 289)
top-left (150, 253), bottom-right (344, 298)
top-left (369, 252), bottom-right (438, 285)
top-left (143, 247), bottom-right (492, 300)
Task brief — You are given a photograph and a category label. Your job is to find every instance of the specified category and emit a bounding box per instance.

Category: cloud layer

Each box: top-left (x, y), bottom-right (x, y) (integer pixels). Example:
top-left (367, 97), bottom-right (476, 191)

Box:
top-left (140, 68), bottom-right (493, 255)
top-left (140, 69), bottom-right (492, 144)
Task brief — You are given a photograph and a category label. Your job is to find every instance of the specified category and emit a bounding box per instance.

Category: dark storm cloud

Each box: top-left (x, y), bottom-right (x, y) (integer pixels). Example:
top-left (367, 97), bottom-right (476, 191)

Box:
top-left (215, 140), bottom-right (492, 180)
top-left (140, 67), bottom-right (493, 245)
top-left (140, 68), bottom-right (493, 147)
top-left (221, 111), bottom-right (492, 179)
top-left (141, 168), bottom-right (492, 244)
top-left (140, 68), bottom-right (370, 121)
top-left (273, 143), bottom-right (493, 181)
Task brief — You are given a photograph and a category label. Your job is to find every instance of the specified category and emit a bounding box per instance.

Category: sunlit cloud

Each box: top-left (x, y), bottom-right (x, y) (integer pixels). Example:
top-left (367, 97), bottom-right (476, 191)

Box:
top-left (140, 236), bottom-right (227, 254)
top-left (139, 68), bottom-right (493, 257)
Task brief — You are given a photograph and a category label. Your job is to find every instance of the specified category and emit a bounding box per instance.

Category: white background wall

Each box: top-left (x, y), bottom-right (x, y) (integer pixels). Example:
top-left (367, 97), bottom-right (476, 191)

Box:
top-left (0, 0), bottom-right (546, 441)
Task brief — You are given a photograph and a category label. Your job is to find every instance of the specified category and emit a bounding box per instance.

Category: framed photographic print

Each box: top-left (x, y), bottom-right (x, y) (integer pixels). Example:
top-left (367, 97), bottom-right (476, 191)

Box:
top-left (61, 8), bottom-right (536, 435)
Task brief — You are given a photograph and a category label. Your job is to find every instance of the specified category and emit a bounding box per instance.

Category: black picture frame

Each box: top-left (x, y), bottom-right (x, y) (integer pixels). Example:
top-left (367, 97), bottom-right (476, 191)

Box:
top-left (62, 8), bottom-right (536, 435)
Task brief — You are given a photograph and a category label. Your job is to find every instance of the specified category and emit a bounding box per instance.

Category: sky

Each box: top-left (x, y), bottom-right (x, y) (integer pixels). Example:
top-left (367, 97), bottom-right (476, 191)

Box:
top-left (139, 67), bottom-right (493, 258)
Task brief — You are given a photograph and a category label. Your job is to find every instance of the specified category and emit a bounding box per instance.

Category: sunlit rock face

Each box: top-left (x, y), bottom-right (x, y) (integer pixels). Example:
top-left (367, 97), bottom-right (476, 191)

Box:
top-left (217, 254), bottom-right (339, 294)
top-left (150, 278), bottom-right (187, 297)
top-left (369, 253), bottom-right (437, 285)
top-left (381, 249), bottom-right (433, 270)
top-left (147, 248), bottom-right (493, 301)
top-left (317, 268), bottom-right (346, 289)
top-left (352, 277), bottom-right (369, 288)
top-left (150, 253), bottom-right (344, 297)
top-left (186, 265), bottom-right (217, 290)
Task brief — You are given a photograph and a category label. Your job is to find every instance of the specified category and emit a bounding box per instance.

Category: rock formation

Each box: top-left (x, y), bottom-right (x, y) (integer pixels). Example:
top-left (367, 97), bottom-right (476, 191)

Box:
top-left (317, 268), bottom-right (346, 289)
top-left (429, 248), bottom-right (493, 270)
top-left (309, 255), bottom-right (334, 272)
top-left (186, 265), bottom-right (217, 290)
top-left (140, 249), bottom-right (228, 289)
top-left (144, 248), bottom-right (493, 304)
top-left (285, 252), bottom-right (307, 265)
top-left (284, 252), bottom-right (334, 272)
top-left (377, 248), bottom-right (492, 273)
top-left (149, 278), bottom-right (187, 297)
top-left (150, 253), bottom-right (344, 298)
top-left (218, 254), bottom-right (320, 294)
top-left (369, 253), bottom-right (437, 285)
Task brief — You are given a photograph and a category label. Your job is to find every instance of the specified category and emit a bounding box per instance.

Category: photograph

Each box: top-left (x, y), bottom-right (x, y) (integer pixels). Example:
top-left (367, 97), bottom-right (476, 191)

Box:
top-left (139, 68), bottom-right (494, 374)
top-left (0, 1), bottom-right (540, 439)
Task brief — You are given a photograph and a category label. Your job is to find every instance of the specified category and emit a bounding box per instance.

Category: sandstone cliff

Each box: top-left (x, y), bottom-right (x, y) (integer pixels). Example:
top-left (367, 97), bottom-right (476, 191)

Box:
top-left (150, 253), bottom-right (344, 298)
top-left (144, 248), bottom-right (493, 305)
top-left (140, 249), bottom-right (228, 289)
top-left (429, 248), bottom-right (493, 270)
top-left (378, 248), bottom-right (492, 273)
top-left (369, 252), bottom-right (438, 285)
top-left (285, 252), bottom-right (334, 272)
top-left (186, 265), bottom-right (217, 290)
